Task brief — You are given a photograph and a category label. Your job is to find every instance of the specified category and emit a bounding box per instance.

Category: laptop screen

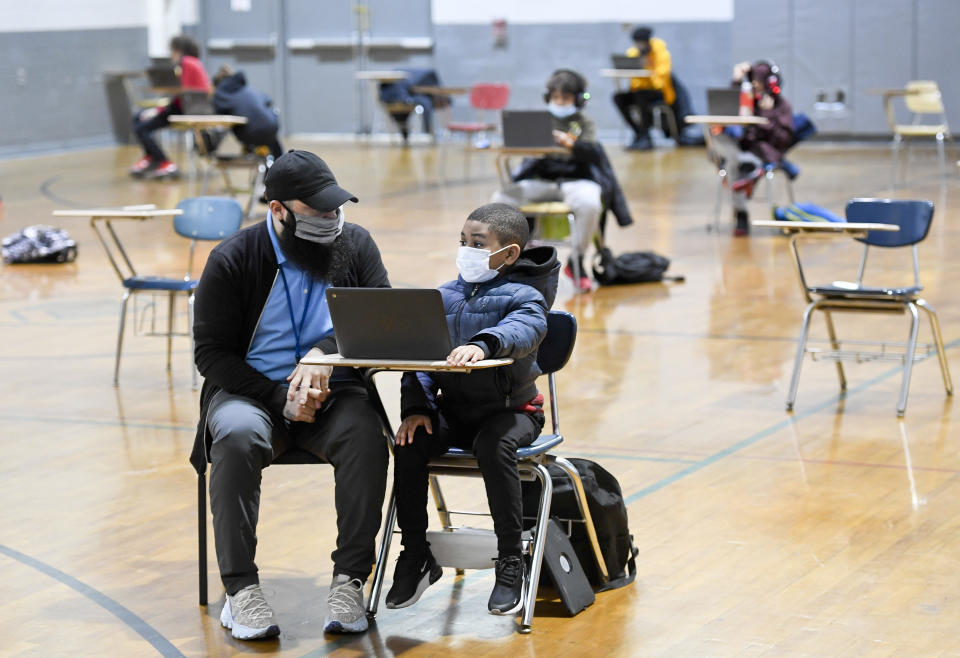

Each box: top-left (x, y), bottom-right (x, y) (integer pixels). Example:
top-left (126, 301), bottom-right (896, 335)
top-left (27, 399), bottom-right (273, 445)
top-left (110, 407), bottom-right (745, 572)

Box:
top-left (501, 110), bottom-right (555, 148)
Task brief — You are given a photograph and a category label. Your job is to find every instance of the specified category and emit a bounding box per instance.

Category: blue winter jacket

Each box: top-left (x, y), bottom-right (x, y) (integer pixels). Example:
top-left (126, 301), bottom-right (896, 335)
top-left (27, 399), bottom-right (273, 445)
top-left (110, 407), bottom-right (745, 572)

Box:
top-left (400, 246), bottom-right (560, 422)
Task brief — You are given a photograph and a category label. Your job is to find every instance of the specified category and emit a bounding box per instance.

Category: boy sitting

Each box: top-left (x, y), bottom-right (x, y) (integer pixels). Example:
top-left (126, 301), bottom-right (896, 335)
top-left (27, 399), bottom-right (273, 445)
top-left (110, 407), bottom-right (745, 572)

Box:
top-left (492, 68), bottom-right (632, 293)
top-left (386, 203), bottom-right (560, 615)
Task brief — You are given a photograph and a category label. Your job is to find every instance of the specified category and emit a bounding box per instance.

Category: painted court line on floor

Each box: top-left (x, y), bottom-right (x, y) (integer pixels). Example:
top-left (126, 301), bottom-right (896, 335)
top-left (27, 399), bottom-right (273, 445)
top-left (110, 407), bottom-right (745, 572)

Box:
top-left (623, 338), bottom-right (960, 505)
top-left (0, 544), bottom-right (184, 658)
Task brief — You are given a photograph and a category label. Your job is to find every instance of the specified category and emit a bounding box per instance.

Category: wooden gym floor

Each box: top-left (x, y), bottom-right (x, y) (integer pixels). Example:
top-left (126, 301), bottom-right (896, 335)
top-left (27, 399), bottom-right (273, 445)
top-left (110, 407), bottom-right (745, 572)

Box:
top-left (2, 138), bottom-right (959, 657)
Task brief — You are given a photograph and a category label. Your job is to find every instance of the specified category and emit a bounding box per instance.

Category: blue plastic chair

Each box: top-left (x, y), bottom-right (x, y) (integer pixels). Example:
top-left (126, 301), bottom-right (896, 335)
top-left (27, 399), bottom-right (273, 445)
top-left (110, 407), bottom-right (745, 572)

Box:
top-left (114, 197), bottom-right (242, 387)
top-left (785, 198), bottom-right (953, 416)
top-left (367, 310), bottom-right (608, 632)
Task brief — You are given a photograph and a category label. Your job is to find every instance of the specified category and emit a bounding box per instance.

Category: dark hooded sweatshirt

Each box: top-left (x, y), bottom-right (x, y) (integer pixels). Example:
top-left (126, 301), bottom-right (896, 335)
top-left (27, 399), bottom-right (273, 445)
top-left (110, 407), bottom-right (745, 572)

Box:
top-left (399, 246), bottom-right (561, 425)
top-left (212, 71), bottom-right (280, 147)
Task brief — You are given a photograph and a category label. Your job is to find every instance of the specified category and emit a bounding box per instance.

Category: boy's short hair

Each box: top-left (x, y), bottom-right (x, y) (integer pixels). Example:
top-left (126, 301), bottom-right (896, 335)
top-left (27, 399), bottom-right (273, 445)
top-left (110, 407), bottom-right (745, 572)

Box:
top-left (546, 69), bottom-right (586, 99)
top-left (467, 203), bottom-right (529, 249)
top-left (631, 26), bottom-right (653, 43)
top-left (170, 35), bottom-right (201, 58)
top-left (212, 64), bottom-right (234, 88)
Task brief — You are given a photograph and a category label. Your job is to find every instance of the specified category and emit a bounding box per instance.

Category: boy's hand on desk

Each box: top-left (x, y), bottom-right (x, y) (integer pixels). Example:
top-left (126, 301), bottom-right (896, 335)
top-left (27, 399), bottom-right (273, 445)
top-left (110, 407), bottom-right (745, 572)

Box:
top-left (287, 348), bottom-right (332, 404)
top-left (552, 130), bottom-right (575, 149)
top-left (447, 344), bottom-right (484, 366)
top-left (396, 415), bottom-right (432, 446)
top-left (283, 389), bottom-right (324, 423)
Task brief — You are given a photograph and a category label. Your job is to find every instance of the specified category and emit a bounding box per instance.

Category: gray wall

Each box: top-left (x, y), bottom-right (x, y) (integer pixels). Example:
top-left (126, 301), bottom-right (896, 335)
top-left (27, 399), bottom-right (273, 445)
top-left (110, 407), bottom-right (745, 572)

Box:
top-left (434, 22), bottom-right (732, 140)
top-left (733, 0), bottom-right (960, 135)
top-left (0, 27), bottom-right (148, 156)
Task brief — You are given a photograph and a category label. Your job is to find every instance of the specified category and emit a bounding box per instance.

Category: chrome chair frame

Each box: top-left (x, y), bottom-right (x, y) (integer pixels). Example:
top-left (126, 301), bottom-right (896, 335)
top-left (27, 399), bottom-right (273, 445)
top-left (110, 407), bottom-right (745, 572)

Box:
top-left (367, 311), bottom-right (608, 633)
top-left (884, 81), bottom-right (956, 184)
top-left (784, 199), bottom-right (953, 416)
top-left (107, 197), bottom-right (242, 388)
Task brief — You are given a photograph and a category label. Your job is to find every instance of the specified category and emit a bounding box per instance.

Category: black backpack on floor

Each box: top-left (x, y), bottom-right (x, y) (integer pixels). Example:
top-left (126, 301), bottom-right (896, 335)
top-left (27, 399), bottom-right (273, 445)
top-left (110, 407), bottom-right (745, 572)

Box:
top-left (522, 458), bottom-right (638, 591)
top-left (592, 247), bottom-right (684, 286)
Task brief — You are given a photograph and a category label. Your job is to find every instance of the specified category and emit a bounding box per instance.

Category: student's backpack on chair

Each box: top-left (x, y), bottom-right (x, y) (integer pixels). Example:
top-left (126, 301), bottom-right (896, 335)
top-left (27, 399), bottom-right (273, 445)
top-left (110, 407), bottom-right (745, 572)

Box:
top-left (522, 458), bottom-right (639, 591)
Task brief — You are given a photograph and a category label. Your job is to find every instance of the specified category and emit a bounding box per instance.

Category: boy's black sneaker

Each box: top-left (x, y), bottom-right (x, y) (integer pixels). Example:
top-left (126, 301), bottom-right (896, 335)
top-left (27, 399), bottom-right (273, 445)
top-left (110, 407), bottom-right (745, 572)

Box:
top-left (385, 549), bottom-right (442, 609)
top-left (734, 209), bottom-right (750, 236)
top-left (488, 555), bottom-right (525, 615)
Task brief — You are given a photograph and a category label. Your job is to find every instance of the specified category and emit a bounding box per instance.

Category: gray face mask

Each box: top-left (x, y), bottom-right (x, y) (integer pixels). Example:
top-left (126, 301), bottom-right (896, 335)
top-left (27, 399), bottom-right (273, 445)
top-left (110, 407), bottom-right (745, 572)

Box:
top-left (282, 203), bottom-right (344, 244)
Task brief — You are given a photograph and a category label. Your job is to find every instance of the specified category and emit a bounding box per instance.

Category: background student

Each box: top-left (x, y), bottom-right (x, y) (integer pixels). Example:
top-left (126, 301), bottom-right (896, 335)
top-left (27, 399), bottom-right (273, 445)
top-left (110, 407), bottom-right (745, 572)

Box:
top-left (211, 65), bottom-right (284, 159)
top-left (612, 26), bottom-right (674, 151)
top-left (129, 35), bottom-right (211, 179)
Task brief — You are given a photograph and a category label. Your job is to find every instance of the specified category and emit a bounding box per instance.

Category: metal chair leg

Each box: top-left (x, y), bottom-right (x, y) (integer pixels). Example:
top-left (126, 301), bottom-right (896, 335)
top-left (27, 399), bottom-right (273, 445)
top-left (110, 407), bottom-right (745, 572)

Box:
top-left (552, 457), bottom-right (608, 583)
top-left (567, 212), bottom-right (583, 293)
top-left (429, 474), bottom-right (452, 529)
top-left (711, 169), bottom-right (726, 232)
top-left (199, 470), bottom-right (208, 606)
top-left (916, 299), bottom-right (953, 395)
top-left (188, 293), bottom-right (199, 390)
top-left (519, 463), bottom-right (553, 633)
top-left (114, 290), bottom-right (131, 386)
top-left (891, 134), bottom-right (903, 186)
top-left (786, 175), bottom-right (795, 204)
top-left (166, 291), bottom-right (175, 371)
top-left (897, 302), bottom-right (922, 416)
top-left (937, 133), bottom-right (947, 178)
top-left (786, 302), bottom-right (817, 411)
top-left (822, 310), bottom-right (847, 391)
top-left (765, 169), bottom-right (776, 211)
top-left (367, 487), bottom-right (396, 616)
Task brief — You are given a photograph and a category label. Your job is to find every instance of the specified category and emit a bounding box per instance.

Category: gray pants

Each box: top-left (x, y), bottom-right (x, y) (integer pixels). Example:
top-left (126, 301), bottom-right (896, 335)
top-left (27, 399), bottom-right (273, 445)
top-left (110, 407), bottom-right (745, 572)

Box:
top-left (207, 384), bottom-right (389, 595)
top-left (491, 178), bottom-right (602, 254)
top-left (710, 133), bottom-right (763, 212)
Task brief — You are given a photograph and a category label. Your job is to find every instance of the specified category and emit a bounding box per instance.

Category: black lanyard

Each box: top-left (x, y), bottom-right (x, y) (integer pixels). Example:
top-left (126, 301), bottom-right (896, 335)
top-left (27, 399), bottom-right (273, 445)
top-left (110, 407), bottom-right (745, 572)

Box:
top-left (277, 266), bottom-right (313, 362)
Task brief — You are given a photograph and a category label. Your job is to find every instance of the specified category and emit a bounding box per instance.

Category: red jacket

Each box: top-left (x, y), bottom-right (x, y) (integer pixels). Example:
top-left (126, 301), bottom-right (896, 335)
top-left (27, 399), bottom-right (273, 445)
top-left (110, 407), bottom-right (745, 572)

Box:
top-left (177, 55), bottom-right (210, 91)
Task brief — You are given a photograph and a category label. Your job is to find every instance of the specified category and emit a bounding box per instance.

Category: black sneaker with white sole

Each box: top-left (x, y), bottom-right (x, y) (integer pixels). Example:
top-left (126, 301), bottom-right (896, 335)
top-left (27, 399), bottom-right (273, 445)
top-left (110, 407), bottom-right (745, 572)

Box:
top-left (488, 554), bottom-right (525, 615)
top-left (385, 549), bottom-right (442, 609)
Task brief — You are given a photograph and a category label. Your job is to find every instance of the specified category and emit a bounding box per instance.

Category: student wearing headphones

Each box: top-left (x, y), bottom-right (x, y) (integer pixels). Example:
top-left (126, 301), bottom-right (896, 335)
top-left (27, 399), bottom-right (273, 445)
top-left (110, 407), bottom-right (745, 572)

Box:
top-left (713, 60), bottom-right (795, 235)
top-left (491, 69), bottom-right (612, 293)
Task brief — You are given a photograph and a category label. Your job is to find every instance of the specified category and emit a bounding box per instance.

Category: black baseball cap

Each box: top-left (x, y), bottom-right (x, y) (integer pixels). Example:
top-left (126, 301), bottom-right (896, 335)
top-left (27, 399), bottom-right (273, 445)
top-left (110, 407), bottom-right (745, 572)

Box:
top-left (264, 150), bottom-right (358, 212)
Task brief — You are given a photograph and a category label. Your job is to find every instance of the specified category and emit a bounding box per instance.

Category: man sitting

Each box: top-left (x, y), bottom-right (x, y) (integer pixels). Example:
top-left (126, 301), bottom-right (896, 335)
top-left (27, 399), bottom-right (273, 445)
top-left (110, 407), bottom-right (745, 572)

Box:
top-left (191, 150), bottom-right (390, 638)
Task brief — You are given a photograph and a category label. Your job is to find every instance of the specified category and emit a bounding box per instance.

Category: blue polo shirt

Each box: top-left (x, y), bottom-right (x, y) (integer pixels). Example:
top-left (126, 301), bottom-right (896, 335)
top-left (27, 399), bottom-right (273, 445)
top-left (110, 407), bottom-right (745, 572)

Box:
top-left (245, 215), bottom-right (333, 381)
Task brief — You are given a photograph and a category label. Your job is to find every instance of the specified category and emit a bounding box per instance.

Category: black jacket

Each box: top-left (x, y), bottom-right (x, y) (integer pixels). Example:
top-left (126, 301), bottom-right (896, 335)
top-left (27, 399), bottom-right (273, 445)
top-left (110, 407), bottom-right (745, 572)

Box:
top-left (212, 71), bottom-right (280, 146)
top-left (189, 220), bottom-right (390, 472)
top-left (511, 112), bottom-right (634, 230)
top-left (400, 246), bottom-right (560, 424)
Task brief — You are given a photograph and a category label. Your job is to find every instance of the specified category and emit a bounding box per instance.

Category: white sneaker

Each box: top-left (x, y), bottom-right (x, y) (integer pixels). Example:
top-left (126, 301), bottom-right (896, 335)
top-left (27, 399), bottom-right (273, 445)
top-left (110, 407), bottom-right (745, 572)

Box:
top-left (323, 574), bottom-right (368, 633)
top-left (220, 584), bottom-right (280, 640)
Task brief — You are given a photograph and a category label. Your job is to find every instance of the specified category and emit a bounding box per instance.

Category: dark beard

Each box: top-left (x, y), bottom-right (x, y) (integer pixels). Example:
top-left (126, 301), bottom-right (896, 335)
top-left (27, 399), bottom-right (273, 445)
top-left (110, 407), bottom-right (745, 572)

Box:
top-left (277, 220), bottom-right (349, 283)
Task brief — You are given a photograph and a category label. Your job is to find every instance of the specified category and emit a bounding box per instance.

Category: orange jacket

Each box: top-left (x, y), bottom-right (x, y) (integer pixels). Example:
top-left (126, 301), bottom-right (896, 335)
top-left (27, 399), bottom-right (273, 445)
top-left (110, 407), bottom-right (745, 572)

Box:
top-left (625, 37), bottom-right (674, 105)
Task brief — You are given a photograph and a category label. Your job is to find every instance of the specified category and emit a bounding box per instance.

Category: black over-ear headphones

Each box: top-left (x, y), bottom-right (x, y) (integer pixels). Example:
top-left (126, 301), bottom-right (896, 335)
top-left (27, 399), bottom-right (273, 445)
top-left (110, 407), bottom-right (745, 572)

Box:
top-left (752, 59), bottom-right (783, 96)
top-left (543, 68), bottom-right (590, 108)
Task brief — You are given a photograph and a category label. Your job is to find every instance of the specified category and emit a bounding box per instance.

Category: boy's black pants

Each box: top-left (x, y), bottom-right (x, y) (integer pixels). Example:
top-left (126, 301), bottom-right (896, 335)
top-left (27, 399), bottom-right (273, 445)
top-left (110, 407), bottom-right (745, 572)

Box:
top-left (132, 103), bottom-right (178, 162)
top-left (393, 408), bottom-right (543, 557)
top-left (613, 89), bottom-right (665, 139)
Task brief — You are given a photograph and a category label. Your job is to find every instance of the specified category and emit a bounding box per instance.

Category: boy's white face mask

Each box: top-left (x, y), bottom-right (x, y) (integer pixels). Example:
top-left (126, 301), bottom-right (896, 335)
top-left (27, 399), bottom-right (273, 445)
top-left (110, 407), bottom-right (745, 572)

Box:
top-left (547, 102), bottom-right (577, 119)
top-left (456, 244), bottom-right (514, 283)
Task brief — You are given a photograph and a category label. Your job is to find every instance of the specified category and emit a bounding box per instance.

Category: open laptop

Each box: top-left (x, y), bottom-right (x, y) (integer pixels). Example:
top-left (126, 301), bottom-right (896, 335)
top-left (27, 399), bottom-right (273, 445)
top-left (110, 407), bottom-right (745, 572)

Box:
top-left (501, 110), bottom-right (555, 148)
top-left (706, 87), bottom-right (741, 116)
top-left (326, 288), bottom-right (452, 360)
top-left (611, 55), bottom-right (645, 70)
top-left (146, 65), bottom-right (180, 88)
top-left (179, 90), bottom-right (213, 115)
